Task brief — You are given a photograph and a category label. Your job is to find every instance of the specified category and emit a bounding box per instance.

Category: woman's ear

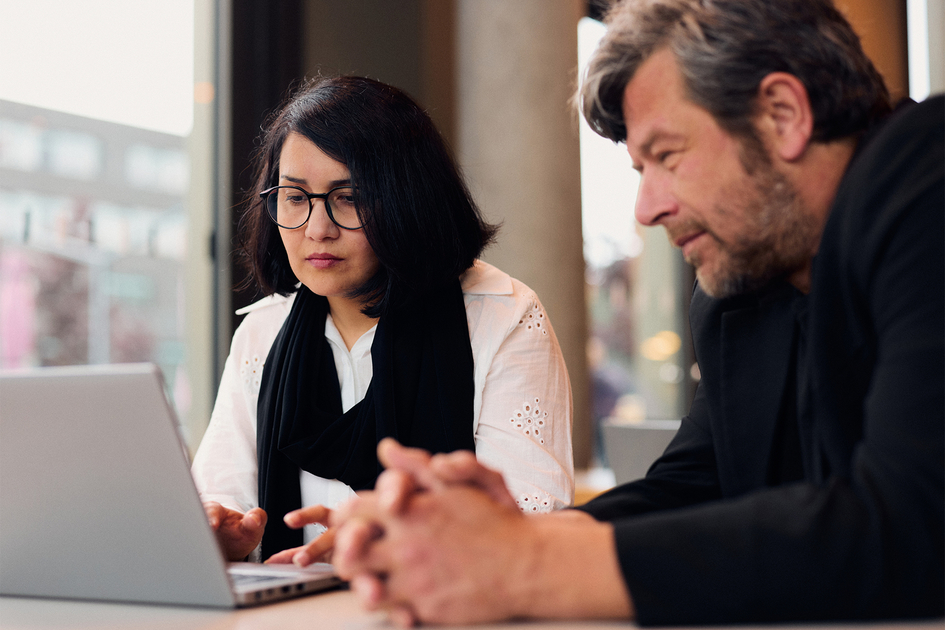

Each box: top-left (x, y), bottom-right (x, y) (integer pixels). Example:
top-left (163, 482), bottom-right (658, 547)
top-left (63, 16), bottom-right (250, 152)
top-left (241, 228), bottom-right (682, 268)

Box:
top-left (753, 72), bottom-right (814, 162)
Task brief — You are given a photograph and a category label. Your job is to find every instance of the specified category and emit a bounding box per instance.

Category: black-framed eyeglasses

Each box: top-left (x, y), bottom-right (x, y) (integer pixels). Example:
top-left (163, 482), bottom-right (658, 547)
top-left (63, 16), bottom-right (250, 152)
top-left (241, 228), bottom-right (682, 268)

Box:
top-left (259, 185), bottom-right (363, 230)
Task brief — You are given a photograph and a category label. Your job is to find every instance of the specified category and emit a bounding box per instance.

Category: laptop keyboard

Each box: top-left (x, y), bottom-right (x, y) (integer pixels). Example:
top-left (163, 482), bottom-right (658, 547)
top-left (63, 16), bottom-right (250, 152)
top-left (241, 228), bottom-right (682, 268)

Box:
top-left (229, 572), bottom-right (287, 586)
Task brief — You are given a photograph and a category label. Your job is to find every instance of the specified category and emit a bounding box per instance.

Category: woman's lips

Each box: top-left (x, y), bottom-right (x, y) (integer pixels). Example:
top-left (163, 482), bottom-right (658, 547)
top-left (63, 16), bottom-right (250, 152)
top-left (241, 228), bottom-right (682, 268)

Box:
top-left (306, 253), bottom-right (342, 269)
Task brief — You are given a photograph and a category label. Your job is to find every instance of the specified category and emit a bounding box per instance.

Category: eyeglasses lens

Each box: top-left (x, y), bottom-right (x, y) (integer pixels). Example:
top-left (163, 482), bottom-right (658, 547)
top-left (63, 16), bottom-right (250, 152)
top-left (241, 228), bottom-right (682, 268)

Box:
top-left (326, 187), bottom-right (360, 229)
top-left (265, 186), bottom-right (360, 229)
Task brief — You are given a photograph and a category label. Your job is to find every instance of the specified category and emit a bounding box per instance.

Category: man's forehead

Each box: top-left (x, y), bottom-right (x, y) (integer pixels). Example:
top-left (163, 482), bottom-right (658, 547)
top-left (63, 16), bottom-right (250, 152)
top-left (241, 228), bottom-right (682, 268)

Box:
top-left (620, 48), bottom-right (731, 161)
top-left (620, 49), bottom-right (687, 153)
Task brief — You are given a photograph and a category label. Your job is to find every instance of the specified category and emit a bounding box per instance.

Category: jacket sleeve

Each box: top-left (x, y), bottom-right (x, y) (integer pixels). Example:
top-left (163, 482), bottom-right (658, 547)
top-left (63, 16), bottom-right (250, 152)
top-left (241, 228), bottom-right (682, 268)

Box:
top-left (576, 380), bottom-right (722, 520)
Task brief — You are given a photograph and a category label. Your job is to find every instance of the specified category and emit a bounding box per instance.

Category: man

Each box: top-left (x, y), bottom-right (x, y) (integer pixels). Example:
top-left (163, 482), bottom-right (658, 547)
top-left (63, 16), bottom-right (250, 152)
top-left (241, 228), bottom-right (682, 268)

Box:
top-left (289, 0), bottom-right (944, 625)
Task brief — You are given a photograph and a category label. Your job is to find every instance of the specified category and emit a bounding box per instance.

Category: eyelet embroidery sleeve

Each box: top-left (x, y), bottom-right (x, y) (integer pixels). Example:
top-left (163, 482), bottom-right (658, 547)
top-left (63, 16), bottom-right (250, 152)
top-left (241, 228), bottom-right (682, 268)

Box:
top-left (509, 398), bottom-right (549, 445)
top-left (468, 283), bottom-right (574, 513)
top-left (191, 299), bottom-right (289, 516)
top-left (516, 491), bottom-right (555, 513)
top-left (239, 354), bottom-right (265, 397)
top-left (518, 300), bottom-right (549, 335)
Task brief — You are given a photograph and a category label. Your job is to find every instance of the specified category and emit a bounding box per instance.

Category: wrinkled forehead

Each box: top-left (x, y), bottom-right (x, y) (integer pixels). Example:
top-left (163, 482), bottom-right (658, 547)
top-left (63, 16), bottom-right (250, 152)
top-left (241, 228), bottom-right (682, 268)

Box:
top-left (620, 49), bottom-right (689, 154)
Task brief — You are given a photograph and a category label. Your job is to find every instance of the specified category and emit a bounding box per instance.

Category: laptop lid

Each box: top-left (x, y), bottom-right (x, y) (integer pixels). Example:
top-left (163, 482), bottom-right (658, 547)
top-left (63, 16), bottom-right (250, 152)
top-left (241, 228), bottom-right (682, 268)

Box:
top-left (602, 419), bottom-right (681, 485)
top-left (0, 363), bottom-right (338, 607)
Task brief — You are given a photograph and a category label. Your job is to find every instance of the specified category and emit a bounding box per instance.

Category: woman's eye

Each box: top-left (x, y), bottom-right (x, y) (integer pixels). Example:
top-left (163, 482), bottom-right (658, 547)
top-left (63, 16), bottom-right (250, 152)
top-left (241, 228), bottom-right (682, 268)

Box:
top-left (333, 191), bottom-right (356, 206)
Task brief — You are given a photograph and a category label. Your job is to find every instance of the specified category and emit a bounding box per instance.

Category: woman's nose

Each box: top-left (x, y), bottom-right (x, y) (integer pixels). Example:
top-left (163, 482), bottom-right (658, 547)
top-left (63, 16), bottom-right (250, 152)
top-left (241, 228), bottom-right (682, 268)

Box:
top-left (303, 200), bottom-right (339, 239)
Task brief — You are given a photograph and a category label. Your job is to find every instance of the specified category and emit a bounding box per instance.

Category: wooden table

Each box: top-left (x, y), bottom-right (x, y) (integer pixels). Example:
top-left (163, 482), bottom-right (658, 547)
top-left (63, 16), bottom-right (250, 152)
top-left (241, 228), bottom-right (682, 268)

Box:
top-left (1, 589), bottom-right (942, 630)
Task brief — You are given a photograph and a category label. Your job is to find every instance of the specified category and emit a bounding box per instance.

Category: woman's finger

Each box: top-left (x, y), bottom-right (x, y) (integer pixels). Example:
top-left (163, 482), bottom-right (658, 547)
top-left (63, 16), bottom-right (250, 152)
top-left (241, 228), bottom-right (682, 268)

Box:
top-left (292, 527), bottom-right (336, 566)
top-left (284, 504), bottom-right (332, 529)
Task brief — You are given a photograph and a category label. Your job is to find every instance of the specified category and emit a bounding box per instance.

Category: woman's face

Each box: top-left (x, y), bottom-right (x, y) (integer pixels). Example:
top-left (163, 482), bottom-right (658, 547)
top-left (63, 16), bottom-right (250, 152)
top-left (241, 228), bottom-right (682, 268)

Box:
top-left (276, 132), bottom-right (380, 307)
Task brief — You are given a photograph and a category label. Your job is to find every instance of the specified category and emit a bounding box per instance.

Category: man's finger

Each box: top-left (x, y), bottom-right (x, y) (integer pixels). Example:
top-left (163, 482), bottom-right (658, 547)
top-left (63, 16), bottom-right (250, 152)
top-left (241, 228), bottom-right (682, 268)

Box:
top-left (388, 603), bottom-right (419, 628)
top-left (429, 453), bottom-right (517, 508)
top-left (377, 437), bottom-right (430, 470)
top-left (376, 439), bottom-right (446, 492)
top-left (333, 517), bottom-right (385, 578)
top-left (350, 573), bottom-right (388, 611)
top-left (375, 469), bottom-right (419, 515)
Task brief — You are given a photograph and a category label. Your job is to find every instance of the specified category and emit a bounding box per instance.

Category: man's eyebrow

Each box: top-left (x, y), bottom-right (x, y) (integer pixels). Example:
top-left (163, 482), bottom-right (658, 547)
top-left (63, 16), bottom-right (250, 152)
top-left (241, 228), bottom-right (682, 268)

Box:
top-left (632, 128), bottom-right (683, 164)
top-left (638, 130), bottom-right (667, 158)
top-left (624, 131), bottom-right (656, 172)
top-left (626, 131), bottom-right (654, 172)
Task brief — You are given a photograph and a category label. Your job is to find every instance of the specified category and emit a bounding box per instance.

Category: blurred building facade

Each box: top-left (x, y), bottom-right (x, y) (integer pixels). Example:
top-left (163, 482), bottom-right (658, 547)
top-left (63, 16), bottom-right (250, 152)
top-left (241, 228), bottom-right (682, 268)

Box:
top-left (0, 99), bottom-right (190, 416)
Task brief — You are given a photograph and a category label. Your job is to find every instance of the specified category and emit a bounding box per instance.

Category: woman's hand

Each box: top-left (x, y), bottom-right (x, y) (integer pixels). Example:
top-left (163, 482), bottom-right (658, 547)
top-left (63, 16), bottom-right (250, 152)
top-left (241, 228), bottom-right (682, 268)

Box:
top-left (203, 501), bottom-right (267, 561)
top-left (264, 505), bottom-right (336, 566)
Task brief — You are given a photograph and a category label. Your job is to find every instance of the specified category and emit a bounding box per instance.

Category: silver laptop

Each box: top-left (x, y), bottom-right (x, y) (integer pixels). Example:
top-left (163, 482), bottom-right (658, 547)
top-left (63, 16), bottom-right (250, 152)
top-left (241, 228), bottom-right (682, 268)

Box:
top-left (602, 419), bottom-right (681, 484)
top-left (0, 363), bottom-right (342, 608)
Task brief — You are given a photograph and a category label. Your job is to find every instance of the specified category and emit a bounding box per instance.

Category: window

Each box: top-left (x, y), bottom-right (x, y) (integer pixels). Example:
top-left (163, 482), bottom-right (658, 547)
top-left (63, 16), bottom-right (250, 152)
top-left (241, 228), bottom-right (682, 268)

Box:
top-left (0, 0), bottom-right (205, 448)
top-left (577, 17), bottom-right (695, 469)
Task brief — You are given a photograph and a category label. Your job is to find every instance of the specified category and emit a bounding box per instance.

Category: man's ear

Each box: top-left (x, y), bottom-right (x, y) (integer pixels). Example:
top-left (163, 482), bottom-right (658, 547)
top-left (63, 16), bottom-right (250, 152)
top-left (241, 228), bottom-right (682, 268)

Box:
top-left (754, 73), bottom-right (814, 162)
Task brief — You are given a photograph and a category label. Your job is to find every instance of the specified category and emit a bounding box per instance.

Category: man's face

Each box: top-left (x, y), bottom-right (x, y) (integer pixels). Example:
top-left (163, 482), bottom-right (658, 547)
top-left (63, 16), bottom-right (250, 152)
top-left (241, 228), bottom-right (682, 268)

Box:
top-left (622, 48), bottom-right (816, 298)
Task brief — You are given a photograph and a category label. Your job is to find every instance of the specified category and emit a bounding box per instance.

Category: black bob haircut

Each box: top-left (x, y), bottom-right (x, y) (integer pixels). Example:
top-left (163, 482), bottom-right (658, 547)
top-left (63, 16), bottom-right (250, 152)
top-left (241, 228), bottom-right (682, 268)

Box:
top-left (238, 76), bottom-right (498, 318)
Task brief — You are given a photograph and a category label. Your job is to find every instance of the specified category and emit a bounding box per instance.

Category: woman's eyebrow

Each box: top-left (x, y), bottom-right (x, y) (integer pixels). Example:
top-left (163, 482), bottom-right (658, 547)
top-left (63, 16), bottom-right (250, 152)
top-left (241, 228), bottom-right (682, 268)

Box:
top-left (280, 174), bottom-right (352, 187)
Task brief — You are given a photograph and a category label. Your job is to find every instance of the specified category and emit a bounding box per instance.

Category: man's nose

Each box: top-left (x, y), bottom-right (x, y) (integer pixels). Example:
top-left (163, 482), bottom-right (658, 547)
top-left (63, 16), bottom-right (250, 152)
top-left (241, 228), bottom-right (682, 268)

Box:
top-left (634, 171), bottom-right (676, 226)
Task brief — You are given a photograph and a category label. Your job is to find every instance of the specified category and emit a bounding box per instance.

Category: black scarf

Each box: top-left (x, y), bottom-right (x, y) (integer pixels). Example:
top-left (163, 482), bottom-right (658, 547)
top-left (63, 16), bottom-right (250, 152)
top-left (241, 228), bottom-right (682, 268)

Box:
top-left (256, 281), bottom-right (475, 559)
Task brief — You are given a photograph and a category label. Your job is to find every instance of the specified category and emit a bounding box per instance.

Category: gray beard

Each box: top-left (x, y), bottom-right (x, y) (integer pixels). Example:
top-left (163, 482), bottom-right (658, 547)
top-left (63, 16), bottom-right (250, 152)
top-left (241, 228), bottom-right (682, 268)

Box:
top-left (695, 164), bottom-right (815, 299)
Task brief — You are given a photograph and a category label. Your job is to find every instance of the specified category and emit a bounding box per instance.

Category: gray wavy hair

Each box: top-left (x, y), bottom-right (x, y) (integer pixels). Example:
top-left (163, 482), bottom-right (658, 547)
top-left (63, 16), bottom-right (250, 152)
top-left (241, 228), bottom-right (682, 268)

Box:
top-left (578, 0), bottom-right (891, 144)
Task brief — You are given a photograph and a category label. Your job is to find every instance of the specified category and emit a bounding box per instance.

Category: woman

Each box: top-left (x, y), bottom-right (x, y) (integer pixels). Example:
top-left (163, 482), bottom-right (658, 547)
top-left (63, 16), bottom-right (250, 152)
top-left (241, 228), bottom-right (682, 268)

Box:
top-left (191, 76), bottom-right (573, 563)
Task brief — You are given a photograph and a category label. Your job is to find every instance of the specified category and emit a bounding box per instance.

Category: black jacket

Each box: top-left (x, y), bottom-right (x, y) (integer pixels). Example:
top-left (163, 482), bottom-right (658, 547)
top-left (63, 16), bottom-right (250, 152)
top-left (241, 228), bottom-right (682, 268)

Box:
top-left (578, 95), bottom-right (945, 625)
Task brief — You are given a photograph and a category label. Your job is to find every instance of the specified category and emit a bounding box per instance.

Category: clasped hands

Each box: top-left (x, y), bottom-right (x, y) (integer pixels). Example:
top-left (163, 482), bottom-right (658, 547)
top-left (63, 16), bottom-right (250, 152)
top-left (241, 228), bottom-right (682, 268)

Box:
top-left (286, 439), bottom-right (629, 626)
top-left (206, 438), bottom-right (632, 626)
top-left (327, 438), bottom-right (535, 626)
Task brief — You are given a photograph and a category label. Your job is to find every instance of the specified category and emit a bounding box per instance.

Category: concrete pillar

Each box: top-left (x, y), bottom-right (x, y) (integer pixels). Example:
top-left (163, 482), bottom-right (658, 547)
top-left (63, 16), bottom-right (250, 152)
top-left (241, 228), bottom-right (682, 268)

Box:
top-left (455, 0), bottom-right (591, 469)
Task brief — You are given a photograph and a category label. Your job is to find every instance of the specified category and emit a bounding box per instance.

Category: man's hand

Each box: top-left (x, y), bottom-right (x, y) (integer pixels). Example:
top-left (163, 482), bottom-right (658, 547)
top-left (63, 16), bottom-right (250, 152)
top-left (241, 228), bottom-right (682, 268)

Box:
top-left (203, 502), bottom-right (266, 561)
top-left (330, 439), bottom-right (635, 626)
top-left (332, 483), bottom-right (534, 625)
top-left (264, 505), bottom-right (336, 566)
top-left (375, 438), bottom-right (518, 511)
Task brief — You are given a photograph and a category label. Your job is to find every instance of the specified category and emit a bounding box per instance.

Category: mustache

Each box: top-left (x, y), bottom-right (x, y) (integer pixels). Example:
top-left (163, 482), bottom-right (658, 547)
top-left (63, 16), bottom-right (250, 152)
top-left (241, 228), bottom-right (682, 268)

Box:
top-left (665, 220), bottom-right (711, 248)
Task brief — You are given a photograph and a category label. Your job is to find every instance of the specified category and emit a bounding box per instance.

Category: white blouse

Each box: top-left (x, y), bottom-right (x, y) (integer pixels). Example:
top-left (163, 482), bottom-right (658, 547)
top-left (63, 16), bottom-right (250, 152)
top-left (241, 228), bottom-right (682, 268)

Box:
top-left (191, 260), bottom-right (574, 545)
